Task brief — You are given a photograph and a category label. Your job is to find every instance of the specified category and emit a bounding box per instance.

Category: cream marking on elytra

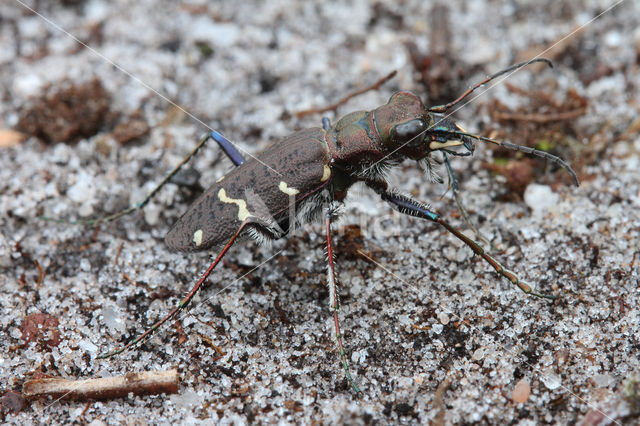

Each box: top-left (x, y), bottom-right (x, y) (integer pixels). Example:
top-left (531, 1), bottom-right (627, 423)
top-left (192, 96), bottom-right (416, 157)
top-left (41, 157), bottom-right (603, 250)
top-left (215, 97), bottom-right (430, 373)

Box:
top-left (429, 140), bottom-right (464, 150)
top-left (278, 181), bottom-right (300, 195)
top-left (321, 165), bottom-right (331, 182)
top-left (216, 175), bottom-right (225, 183)
top-left (193, 229), bottom-right (203, 246)
top-left (217, 188), bottom-right (252, 221)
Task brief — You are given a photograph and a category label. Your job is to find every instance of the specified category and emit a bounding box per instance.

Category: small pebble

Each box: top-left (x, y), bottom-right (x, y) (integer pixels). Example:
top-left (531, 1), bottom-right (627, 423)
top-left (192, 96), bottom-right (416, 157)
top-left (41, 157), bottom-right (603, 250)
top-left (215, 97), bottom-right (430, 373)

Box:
top-left (68, 175), bottom-right (95, 203)
top-left (472, 348), bottom-right (484, 361)
top-left (542, 372), bottom-right (562, 390)
top-left (524, 184), bottom-right (559, 213)
top-left (511, 379), bottom-right (531, 403)
top-left (593, 373), bottom-right (613, 388)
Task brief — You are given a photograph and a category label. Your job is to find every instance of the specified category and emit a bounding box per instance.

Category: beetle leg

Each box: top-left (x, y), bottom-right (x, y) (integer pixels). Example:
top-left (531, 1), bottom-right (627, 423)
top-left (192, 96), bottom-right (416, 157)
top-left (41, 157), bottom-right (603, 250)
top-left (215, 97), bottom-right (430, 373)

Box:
top-left (366, 180), bottom-right (554, 300)
top-left (442, 153), bottom-right (497, 251)
top-left (210, 130), bottom-right (246, 166)
top-left (55, 131), bottom-right (245, 227)
top-left (60, 132), bottom-right (215, 226)
top-left (325, 204), bottom-right (360, 392)
top-left (98, 221), bottom-right (249, 358)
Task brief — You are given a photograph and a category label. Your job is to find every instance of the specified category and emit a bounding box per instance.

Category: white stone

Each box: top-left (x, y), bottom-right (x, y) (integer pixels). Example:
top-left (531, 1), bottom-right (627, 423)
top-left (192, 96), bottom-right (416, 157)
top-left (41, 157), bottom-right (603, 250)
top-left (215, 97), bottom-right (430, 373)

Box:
top-left (78, 339), bottom-right (98, 353)
top-left (102, 307), bottom-right (126, 334)
top-left (542, 372), bottom-right (562, 390)
top-left (524, 184), bottom-right (559, 213)
top-left (68, 174), bottom-right (96, 203)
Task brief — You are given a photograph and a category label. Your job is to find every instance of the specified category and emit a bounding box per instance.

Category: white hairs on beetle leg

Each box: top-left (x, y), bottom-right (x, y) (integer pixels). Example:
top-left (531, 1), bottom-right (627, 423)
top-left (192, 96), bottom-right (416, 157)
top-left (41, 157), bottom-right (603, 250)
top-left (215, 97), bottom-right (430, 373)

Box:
top-left (327, 201), bottom-right (344, 222)
top-left (348, 157), bottom-right (402, 181)
top-left (326, 261), bottom-right (339, 312)
top-left (419, 156), bottom-right (444, 184)
top-left (246, 226), bottom-right (276, 247)
top-left (388, 188), bottom-right (432, 218)
top-left (289, 190), bottom-right (332, 230)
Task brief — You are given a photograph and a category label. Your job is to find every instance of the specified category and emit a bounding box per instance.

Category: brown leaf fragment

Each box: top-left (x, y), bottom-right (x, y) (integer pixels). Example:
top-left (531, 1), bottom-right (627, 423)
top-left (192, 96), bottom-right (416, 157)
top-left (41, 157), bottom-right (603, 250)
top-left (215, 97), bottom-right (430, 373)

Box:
top-left (1, 390), bottom-right (27, 414)
top-left (21, 313), bottom-right (61, 350)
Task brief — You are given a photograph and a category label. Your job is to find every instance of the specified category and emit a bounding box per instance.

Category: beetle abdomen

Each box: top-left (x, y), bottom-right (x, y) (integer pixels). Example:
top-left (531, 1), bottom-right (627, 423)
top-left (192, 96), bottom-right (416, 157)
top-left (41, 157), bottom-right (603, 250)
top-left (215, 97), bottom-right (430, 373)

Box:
top-left (165, 128), bottom-right (332, 252)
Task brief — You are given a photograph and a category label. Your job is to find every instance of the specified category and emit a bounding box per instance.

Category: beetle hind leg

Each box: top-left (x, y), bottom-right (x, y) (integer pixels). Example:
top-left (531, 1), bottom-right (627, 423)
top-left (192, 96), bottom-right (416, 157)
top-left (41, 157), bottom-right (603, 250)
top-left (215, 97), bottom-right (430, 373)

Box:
top-left (47, 130), bottom-right (246, 227)
top-left (98, 221), bottom-right (249, 359)
top-left (325, 203), bottom-right (361, 392)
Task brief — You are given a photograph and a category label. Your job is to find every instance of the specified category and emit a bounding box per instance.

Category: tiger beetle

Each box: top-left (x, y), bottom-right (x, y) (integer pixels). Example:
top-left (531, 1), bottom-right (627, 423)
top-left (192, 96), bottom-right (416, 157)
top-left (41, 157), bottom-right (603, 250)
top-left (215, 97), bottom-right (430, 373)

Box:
top-left (82, 58), bottom-right (578, 392)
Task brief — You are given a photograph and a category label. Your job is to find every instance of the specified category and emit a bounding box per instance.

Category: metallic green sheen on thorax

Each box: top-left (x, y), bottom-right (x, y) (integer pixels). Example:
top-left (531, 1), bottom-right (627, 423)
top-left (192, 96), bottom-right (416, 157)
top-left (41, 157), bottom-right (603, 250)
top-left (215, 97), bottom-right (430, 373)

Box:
top-left (326, 91), bottom-right (430, 177)
top-left (328, 110), bottom-right (383, 167)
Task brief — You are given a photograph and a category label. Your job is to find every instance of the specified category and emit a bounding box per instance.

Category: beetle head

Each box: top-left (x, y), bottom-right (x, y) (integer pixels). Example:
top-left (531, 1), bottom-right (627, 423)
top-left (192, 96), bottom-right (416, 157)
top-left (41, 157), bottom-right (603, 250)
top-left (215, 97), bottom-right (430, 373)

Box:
top-left (375, 91), bottom-right (474, 161)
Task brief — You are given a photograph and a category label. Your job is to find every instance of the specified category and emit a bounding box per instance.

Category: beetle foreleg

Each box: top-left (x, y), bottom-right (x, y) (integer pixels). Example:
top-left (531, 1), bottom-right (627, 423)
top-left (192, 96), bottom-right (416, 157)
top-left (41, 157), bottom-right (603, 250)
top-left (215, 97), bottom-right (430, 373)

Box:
top-left (325, 204), bottom-right (360, 392)
top-left (98, 221), bottom-right (249, 359)
top-left (366, 180), bottom-right (555, 300)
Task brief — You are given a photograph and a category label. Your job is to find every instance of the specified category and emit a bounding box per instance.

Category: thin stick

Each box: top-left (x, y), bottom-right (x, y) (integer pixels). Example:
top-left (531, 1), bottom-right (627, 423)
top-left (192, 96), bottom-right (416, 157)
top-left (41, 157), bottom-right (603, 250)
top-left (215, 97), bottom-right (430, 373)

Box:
top-left (35, 259), bottom-right (45, 287)
top-left (492, 108), bottom-right (587, 123)
top-left (428, 59), bottom-right (553, 113)
top-left (432, 375), bottom-right (455, 426)
top-left (22, 370), bottom-right (179, 401)
top-left (295, 70), bottom-right (397, 118)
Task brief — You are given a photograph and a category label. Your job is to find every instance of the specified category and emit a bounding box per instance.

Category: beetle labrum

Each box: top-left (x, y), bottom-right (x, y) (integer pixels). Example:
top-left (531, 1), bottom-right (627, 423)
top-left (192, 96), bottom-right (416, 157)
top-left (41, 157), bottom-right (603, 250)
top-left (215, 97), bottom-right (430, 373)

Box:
top-left (84, 58), bottom-right (578, 391)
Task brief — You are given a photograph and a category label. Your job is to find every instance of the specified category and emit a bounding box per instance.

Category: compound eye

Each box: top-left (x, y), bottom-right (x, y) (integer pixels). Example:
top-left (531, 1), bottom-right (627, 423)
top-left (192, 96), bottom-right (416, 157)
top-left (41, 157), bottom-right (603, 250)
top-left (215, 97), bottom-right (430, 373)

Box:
top-left (391, 119), bottom-right (426, 146)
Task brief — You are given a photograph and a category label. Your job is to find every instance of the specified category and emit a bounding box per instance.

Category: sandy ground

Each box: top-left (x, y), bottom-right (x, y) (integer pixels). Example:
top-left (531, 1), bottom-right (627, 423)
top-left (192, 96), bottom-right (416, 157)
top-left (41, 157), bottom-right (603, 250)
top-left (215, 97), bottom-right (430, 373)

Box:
top-left (1, 0), bottom-right (639, 424)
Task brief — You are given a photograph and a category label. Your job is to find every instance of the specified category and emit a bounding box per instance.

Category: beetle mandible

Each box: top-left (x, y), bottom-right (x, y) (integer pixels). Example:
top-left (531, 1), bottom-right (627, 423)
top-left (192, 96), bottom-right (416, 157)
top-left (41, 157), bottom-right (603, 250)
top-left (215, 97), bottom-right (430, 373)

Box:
top-left (92, 58), bottom-right (578, 391)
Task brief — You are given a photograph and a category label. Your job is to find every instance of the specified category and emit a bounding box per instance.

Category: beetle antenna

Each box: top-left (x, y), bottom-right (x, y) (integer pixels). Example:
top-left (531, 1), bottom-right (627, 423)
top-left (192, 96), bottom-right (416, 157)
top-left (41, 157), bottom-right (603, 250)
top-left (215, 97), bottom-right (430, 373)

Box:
top-left (450, 130), bottom-right (579, 186)
top-left (428, 58), bottom-right (553, 113)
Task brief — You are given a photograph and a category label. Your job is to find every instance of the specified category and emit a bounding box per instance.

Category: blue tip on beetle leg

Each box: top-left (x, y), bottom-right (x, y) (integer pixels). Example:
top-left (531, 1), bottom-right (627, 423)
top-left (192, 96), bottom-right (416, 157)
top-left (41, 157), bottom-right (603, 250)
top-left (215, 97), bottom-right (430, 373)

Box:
top-left (322, 117), bottom-right (332, 131)
top-left (210, 130), bottom-right (246, 166)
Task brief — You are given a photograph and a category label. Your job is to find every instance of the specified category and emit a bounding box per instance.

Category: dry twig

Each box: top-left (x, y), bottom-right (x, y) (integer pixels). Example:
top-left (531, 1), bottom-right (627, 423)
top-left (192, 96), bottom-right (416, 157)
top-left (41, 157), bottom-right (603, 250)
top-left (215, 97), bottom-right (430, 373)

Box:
top-left (294, 70), bottom-right (397, 118)
top-left (22, 370), bottom-right (179, 401)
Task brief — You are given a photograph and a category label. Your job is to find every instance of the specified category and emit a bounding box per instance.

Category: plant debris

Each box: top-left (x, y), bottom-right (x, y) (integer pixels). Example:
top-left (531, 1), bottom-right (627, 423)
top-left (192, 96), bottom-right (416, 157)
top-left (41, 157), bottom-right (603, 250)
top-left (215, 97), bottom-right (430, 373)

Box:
top-left (22, 370), bottom-right (179, 401)
top-left (16, 78), bottom-right (111, 144)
